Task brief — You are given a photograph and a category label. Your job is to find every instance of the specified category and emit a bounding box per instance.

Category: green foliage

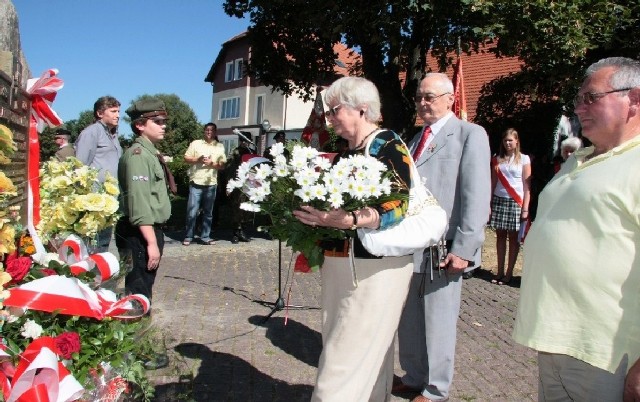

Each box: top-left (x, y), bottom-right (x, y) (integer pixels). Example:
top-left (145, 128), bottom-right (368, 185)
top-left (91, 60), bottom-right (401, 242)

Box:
top-left (126, 93), bottom-right (203, 189)
top-left (223, 0), bottom-right (640, 158)
top-left (223, 0), bottom-right (489, 137)
top-left (1, 311), bottom-right (155, 400)
top-left (39, 126), bottom-right (59, 161)
top-left (466, 0), bottom-right (640, 107)
top-left (39, 110), bottom-right (96, 161)
top-left (168, 158), bottom-right (191, 196)
top-left (125, 94), bottom-right (202, 158)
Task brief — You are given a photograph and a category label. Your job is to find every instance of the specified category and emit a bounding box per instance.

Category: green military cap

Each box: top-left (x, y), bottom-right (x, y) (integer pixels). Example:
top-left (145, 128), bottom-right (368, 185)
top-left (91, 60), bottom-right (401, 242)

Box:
top-left (55, 127), bottom-right (71, 137)
top-left (126, 98), bottom-right (167, 120)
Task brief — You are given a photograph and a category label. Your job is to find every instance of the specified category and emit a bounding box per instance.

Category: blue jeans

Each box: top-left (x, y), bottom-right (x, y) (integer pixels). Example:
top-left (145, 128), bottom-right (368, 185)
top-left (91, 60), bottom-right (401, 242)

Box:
top-left (184, 183), bottom-right (217, 241)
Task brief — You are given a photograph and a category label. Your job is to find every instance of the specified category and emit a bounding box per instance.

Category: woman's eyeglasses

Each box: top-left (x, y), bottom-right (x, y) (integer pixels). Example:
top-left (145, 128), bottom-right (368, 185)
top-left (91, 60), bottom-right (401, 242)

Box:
top-left (326, 104), bottom-right (343, 117)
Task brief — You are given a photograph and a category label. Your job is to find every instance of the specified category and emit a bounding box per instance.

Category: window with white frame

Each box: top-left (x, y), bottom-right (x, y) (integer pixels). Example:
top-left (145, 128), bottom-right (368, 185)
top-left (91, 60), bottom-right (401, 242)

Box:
top-left (225, 61), bottom-right (234, 83)
top-left (256, 95), bottom-right (264, 124)
top-left (219, 97), bottom-right (240, 119)
top-left (234, 58), bottom-right (243, 80)
top-left (225, 59), bottom-right (244, 83)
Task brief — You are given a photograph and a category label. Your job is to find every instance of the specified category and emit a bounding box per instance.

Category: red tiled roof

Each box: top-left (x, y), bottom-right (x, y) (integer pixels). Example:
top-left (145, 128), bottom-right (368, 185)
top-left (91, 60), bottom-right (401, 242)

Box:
top-left (426, 42), bottom-right (523, 122)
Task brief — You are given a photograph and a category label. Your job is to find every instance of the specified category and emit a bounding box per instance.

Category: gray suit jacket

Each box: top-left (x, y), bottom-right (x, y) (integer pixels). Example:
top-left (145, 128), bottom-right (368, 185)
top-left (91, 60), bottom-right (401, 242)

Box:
top-left (409, 115), bottom-right (491, 268)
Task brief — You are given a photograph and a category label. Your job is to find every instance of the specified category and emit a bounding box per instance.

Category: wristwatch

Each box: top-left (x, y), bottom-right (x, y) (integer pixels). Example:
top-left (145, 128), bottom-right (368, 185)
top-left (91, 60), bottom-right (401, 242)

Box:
top-left (350, 211), bottom-right (358, 230)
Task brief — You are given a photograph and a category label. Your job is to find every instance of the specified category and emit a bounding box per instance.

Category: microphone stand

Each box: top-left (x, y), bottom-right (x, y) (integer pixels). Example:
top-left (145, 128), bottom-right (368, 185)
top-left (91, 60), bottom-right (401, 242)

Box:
top-left (262, 240), bottom-right (306, 322)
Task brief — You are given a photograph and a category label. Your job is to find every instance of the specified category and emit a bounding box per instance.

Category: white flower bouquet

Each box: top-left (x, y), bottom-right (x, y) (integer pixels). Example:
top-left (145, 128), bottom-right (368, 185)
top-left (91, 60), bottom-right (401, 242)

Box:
top-left (38, 157), bottom-right (120, 244)
top-left (227, 142), bottom-right (407, 270)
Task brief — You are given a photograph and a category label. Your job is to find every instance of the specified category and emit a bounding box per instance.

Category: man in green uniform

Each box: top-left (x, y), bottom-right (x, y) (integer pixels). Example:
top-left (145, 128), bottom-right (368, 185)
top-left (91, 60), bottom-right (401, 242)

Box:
top-left (53, 128), bottom-right (75, 161)
top-left (115, 98), bottom-right (171, 302)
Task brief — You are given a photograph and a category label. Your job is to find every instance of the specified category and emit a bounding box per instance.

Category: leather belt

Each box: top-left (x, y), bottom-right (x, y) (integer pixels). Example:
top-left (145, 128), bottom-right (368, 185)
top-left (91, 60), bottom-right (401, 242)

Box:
top-left (323, 249), bottom-right (349, 258)
top-left (323, 239), bottom-right (349, 258)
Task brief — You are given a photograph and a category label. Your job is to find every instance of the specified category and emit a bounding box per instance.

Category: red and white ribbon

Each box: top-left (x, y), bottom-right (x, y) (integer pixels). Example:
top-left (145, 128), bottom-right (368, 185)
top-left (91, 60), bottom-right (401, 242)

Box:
top-left (4, 276), bottom-right (150, 320)
top-left (58, 235), bottom-right (119, 285)
top-left (0, 345), bottom-right (14, 401)
top-left (26, 69), bottom-right (64, 134)
top-left (25, 69), bottom-right (65, 263)
top-left (5, 337), bottom-right (84, 402)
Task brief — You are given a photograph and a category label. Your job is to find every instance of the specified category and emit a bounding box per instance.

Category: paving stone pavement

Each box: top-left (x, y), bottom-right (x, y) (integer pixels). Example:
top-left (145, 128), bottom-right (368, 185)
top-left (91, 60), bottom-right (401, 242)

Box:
top-left (140, 229), bottom-right (537, 402)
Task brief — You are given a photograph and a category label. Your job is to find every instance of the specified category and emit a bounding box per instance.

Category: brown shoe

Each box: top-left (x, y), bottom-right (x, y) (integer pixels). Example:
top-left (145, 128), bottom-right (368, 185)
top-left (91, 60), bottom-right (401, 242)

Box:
top-left (391, 375), bottom-right (420, 394)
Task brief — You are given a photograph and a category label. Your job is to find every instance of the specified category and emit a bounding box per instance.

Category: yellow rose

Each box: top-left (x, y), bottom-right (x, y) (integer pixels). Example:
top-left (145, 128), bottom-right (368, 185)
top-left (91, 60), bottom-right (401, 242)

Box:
top-left (50, 175), bottom-right (72, 191)
top-left (75, 193), bottom-right (107, 212)
top-left (76, 214), bottom-right (100, 237)
top-left (0, 270), bottom-right (11, 287)
top-left (59, 205), bottom-right (79, 225)
top-left (0, 172), bottom-right (17, 196)
top-left (0, 224), bottom-right (16, 254)
top-left (102, 195), bottom-right (120, 215)
top-left (103, 180), bottom-right (119, 196)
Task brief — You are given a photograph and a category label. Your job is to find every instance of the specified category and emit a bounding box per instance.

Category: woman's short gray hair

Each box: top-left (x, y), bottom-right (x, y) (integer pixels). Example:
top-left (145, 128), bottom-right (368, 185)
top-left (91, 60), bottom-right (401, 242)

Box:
top-left (324, 77), bottom-right (381, 122)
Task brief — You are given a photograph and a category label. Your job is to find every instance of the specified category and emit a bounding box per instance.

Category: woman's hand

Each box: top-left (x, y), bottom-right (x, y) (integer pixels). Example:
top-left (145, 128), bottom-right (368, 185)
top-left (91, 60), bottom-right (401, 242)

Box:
top-left (293, 205), bottom-right (353, 229)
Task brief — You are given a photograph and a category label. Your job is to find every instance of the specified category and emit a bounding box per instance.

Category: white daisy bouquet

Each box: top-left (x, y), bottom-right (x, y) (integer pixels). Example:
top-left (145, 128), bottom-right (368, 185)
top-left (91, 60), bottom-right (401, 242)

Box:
top-left (227, 142), bottom-right (407, 270)
top-left (38, 157), bottom-right (120, 244)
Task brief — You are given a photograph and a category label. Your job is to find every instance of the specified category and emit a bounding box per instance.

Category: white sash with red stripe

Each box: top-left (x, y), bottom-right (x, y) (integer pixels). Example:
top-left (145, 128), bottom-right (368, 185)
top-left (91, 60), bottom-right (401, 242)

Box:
top-left (492, 156), bottom-right (523, 206)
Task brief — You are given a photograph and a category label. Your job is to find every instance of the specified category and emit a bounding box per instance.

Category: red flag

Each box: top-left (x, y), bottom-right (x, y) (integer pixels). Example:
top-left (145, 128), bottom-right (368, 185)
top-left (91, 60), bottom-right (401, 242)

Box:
top-left (452, 56), bottom-right (467, 121)
top-left (301, 89), bottom-right (330, 150)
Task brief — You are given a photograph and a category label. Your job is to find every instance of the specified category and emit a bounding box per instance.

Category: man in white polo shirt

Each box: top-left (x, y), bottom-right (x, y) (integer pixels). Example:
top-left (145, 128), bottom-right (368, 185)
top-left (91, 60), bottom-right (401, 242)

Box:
top-left (513, 57), bottom-right (640, 401)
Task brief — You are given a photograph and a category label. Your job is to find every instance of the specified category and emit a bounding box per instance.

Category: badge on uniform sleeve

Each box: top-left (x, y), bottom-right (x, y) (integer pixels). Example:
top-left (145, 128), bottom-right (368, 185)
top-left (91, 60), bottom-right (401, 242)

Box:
top-left (132, 175), bottom-right (149, 181)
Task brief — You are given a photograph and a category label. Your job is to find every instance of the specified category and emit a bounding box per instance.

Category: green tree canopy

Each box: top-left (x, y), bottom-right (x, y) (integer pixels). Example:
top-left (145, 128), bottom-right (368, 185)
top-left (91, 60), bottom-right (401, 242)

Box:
top-left (224, 0), bottom-right (488, 137)
top-left (470, 0), bottom-right (639, 156)
top-left (125, 93), bottom-right (202, 194)
top-left (124, 93), bottom-right (202, 158)
top-left (39, 110), bottom-right (94, 161)
top-left (223, 0), bottom-right (640, 155)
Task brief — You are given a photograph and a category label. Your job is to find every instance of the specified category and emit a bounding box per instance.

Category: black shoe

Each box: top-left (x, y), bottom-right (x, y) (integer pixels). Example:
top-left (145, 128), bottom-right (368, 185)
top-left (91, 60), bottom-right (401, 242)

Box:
top-left (231, 235), bottom-right (239, 244)
top-left (238, 230), bottom-right (250, 242)
top-left (143, 352), bottom-right (169, 370)
top-left (462, 270), bottom-right (474, 279)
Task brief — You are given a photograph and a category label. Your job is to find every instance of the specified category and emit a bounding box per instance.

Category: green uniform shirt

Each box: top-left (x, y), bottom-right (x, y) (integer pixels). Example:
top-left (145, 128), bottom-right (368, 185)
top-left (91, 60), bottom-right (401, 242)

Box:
top-left (118, 136), bottom-right (171, 226)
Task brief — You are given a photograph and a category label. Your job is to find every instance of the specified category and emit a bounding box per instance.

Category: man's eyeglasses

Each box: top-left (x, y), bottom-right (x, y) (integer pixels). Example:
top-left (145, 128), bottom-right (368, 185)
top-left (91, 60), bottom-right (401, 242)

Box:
top-left (573, 88), bottom-right (632, 107)
top-left (151, 118), bottom-right (167, 126)
top-left (414, 93), bottom-right (450, 104)
top-left (326, 104), bottom-right (343, 117)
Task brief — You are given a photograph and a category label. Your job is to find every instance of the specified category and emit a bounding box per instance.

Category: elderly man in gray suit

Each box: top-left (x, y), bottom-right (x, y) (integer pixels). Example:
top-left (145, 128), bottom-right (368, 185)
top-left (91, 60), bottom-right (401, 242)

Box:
top-left (394, 73), bottom-right (491, 402)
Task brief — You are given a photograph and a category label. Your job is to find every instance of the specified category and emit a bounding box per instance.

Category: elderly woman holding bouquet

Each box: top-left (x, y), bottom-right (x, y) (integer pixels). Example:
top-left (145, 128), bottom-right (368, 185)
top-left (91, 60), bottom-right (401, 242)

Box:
top-left (294, 76), bottom-right (417, 401)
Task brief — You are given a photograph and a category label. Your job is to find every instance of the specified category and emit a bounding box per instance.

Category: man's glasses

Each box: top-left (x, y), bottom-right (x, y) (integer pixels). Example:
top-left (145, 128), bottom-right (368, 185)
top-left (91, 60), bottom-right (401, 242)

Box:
top-left (573, 88), bottom-right (632, 107)
top-left (326, 104), bottom-right (343, 117)
top-left (414, 93), bottom-right (450, 104)
top-left (151, 118), bottom-right (167, 126)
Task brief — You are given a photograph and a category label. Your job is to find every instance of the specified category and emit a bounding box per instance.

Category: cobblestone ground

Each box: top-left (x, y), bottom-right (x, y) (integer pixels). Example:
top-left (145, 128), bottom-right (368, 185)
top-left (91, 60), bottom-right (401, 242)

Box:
top-left (142, 229), bottom-right (537, 402)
